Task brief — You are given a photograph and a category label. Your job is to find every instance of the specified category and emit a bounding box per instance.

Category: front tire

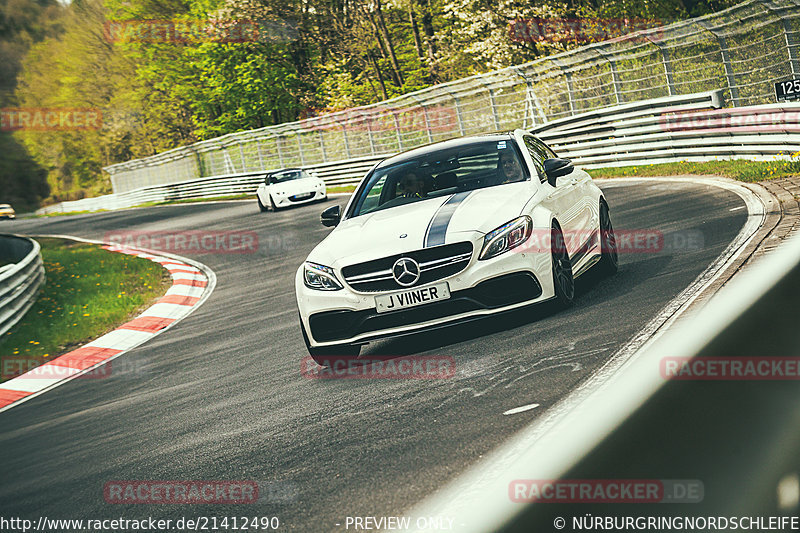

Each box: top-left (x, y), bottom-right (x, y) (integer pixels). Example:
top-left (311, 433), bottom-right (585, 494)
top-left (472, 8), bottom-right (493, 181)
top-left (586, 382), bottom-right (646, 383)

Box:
top-left (257, 195), bottom-right (268, 212)
top-left (551, 222), bottom-right (575, 308)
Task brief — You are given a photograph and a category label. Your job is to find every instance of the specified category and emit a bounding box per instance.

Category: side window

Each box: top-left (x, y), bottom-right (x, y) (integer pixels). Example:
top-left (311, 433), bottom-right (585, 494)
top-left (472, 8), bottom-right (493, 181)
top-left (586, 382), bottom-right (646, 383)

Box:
top-left (531, 137), bottom-right (558, 159)
top-left (523, 136), bottom-right (547, 183)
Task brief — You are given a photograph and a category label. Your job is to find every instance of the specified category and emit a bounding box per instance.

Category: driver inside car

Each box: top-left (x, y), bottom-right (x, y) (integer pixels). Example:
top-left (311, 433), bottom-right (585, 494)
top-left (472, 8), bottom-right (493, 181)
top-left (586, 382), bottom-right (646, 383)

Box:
top-left (498, 152), bottom-right (525, 184)
top-left (399, 171), bottom-right (430, 198)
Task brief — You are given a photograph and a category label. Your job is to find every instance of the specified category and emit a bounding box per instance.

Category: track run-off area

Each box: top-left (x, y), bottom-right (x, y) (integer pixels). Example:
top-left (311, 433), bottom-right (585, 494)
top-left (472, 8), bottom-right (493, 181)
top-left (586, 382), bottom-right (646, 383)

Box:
top-left (0, 178), bottom-right (756, 531)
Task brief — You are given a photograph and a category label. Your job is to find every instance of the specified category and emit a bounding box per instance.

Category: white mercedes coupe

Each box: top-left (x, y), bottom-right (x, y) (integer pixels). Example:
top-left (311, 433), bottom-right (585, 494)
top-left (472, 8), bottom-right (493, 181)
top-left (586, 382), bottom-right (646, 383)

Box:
top-left (295, 130), bottom-right (617, 363)
top-left (256, 168), bottom-right (327, 211)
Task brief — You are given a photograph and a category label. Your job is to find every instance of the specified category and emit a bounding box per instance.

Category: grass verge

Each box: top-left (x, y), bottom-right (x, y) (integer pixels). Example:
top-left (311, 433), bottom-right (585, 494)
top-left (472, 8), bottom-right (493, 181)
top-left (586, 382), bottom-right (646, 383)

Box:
top-left (0, 238), bottom-right (173, 381)
top-left (587, 158), bottom-right (800, 182)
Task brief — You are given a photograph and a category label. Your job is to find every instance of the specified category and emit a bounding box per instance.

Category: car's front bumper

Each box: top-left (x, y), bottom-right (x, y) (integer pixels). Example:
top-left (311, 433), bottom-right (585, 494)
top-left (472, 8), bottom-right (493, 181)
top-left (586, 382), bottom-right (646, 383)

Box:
top-left (296, 246), bottom-right (556, 347)
top-left (273, 190), bottom-right (326, 208)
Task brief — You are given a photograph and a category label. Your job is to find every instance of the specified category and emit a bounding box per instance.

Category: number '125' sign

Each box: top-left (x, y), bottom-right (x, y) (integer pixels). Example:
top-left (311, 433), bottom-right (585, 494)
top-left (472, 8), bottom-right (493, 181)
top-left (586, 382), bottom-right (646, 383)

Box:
top-left (775, 78), bottom-right (800, 101)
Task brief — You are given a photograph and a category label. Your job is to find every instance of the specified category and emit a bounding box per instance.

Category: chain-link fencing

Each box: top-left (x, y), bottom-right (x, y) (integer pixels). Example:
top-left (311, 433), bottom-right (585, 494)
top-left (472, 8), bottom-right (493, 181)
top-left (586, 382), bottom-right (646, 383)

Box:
top-left (105, 0), bottom-right (800, 193)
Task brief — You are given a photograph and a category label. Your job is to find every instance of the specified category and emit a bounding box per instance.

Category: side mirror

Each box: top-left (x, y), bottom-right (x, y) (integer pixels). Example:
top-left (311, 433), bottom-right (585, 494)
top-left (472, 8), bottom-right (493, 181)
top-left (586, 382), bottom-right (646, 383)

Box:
top-left (544, 158), bottom-right (574, 187)
top-left (321, 205), bottom-right (341, 227)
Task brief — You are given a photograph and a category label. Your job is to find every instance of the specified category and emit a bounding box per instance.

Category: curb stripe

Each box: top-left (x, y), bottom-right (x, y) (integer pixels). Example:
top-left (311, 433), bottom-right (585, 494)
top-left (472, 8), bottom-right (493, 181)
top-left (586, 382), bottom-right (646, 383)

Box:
top-left (0, 242), bottom-right (214, 412)
top-left (0, 390), bottom-right (32, 407)
top-left (173, 279), bottom-right (208, 287)
top-left (158, 294), bottom-right (201, 306)
top-left (46, 346), bottom-right (123, 370)
top-left (119, 316), bottom-right (176, 332)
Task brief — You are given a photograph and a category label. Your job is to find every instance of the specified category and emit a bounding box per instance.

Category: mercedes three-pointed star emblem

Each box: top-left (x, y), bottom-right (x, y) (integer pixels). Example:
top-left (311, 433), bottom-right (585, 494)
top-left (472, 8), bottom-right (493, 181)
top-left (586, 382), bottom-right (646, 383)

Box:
top-left (392, 257), bottom-right (421, 287)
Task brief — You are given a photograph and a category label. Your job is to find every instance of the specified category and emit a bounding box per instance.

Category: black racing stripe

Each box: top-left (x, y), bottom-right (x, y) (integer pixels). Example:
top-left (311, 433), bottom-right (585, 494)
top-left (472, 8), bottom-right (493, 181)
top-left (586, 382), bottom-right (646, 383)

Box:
top-left (424, 191), bottom-right (472, 248)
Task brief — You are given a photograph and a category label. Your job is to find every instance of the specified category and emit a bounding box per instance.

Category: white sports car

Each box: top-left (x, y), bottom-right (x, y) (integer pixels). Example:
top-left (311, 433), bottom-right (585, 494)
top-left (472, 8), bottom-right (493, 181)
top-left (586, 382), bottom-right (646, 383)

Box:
top-left (256, 168), bottom-right (327, 211)
top-left (295, 130), bottom-right (617, 363)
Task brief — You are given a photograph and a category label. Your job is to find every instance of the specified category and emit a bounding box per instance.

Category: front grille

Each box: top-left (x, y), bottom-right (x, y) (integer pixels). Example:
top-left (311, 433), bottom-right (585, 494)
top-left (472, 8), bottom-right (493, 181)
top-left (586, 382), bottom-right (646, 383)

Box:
top-left (341, 242), bottom-right (473, 292)
top-left (310, 272), bottom-right (542, 342)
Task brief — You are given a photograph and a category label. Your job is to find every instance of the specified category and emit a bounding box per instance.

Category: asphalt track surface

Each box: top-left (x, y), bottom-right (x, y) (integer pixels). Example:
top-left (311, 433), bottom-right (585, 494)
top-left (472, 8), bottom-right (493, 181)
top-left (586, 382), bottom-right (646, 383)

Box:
top-left (0, 179), bottom-right (747, 531)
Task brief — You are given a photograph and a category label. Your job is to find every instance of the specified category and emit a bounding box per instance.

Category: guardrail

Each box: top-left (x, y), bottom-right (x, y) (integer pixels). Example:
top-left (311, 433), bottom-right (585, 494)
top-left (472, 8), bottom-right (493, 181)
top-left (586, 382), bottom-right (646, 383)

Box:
top-left (36, 90), bottom-right (800, 215)
top-left (0, 236), bottom-right (45, 336)
top-left (36, 156), bottom-right (384, 215)
top-left (498, 223), bottom-right (800, 528)
top-left (535, 89), bottom-right (800, 167)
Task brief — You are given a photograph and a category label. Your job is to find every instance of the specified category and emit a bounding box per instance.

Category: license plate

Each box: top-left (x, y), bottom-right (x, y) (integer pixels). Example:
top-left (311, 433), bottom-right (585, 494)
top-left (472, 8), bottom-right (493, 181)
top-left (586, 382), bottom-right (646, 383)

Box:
top-left (375, 283), bottom-right (450, 313)
top-left (291, 193), bottom-right (313, 200)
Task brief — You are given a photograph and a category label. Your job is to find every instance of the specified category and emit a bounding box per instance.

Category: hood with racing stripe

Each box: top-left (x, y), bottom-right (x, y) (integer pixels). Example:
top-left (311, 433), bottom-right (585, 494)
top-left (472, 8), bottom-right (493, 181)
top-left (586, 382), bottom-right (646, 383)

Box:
top-left (309, 181), bottom-right (538, 270)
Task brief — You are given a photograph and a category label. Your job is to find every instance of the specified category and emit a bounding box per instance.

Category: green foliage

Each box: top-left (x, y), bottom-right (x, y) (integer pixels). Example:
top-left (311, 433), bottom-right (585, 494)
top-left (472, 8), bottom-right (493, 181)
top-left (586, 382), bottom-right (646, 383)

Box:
top-left (6, 0), bottom-right (745, 206)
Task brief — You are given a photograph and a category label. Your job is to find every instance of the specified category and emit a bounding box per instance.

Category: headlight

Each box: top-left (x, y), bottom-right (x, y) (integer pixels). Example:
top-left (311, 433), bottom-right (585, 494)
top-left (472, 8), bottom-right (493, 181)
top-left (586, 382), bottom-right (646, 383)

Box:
top-left (303, 262), bottom-right (343, 291)
top-left (479, 216), bottom-right (532, 260)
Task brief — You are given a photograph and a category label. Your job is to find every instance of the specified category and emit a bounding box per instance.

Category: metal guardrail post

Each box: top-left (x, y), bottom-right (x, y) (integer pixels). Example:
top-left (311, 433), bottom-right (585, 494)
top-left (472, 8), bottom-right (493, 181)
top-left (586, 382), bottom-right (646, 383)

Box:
top-left (477, 77), bottom-right (501, 130)
top-left (550, 58), bottom-right (576, 115)
top-left (318, 129), bottom-right (328, 161)
top-left (342, 124), bottom-right (352, 159)
top-left (256, 140), bottom-right (265, 170)
top-left (783, 22), bottom-right (800, 76)
top-left (364, 111), bottom-right (377, 155)
top-left (296, 131), bottom-right (305, 166)
top-left (391, 111), bottom-right (404, 151)
top-left (238, 143), bottom-right (247, 172)
top-left (754, 0), bottom-right (800, 77)
top-left (646, 34), bottom-right (677, 96)
top-left (276, 136), bottom-right (285, 168)
top-left (594, 46), bottom-right (623, 105)
top-left (696, 20), bottom-right (741, 107)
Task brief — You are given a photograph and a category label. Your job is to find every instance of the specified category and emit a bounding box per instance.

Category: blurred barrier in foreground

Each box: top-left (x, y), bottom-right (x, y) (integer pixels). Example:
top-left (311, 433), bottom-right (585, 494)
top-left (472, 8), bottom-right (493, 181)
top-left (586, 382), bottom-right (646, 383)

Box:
top-left (498, 226), bottom-right (800, 529)
top-left (0, 236), bottom-right (44, 336)
top-left (401, 212), bottom-right (800, 531)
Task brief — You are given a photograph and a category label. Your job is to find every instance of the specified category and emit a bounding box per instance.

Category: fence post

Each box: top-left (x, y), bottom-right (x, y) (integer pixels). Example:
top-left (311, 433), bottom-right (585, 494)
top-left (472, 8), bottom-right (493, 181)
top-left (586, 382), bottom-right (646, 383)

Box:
top-left (392, 110), bottom-right (404, 151)
top-left (238, 143), bottom-right (247, 172)
top-left (696, 20), bottom-right (741, 107)
top-left (318, 128), bottom-right (328, 162)
top-left (756, 0), bottom-right (800, 77)
top-left (256, 139), bottom-right (265, 170)
top-left (296, 130), bottom-right (306, 166)
top-left (594, 46), bottom-right (623, 105)
top-left (478, 77), bottom-right (501, 130)
top-left (276, 135), bottom-right (285, 168)
top-left (342, 122), bottom-right (352, 159)
top-left (550, 58), bottom-right (576, 115)
top-left (364, 111), bottom-right (376, 155)
top-left (647, 34), bottom-right (676, 96)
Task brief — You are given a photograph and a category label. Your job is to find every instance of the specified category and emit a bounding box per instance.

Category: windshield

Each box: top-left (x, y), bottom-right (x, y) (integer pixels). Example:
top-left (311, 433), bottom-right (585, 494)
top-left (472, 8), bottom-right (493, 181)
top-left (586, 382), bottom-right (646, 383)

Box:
top-left (269, 170), bottom-right (309, 184)
top-left (349, 139), bottom-right (528, 217)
